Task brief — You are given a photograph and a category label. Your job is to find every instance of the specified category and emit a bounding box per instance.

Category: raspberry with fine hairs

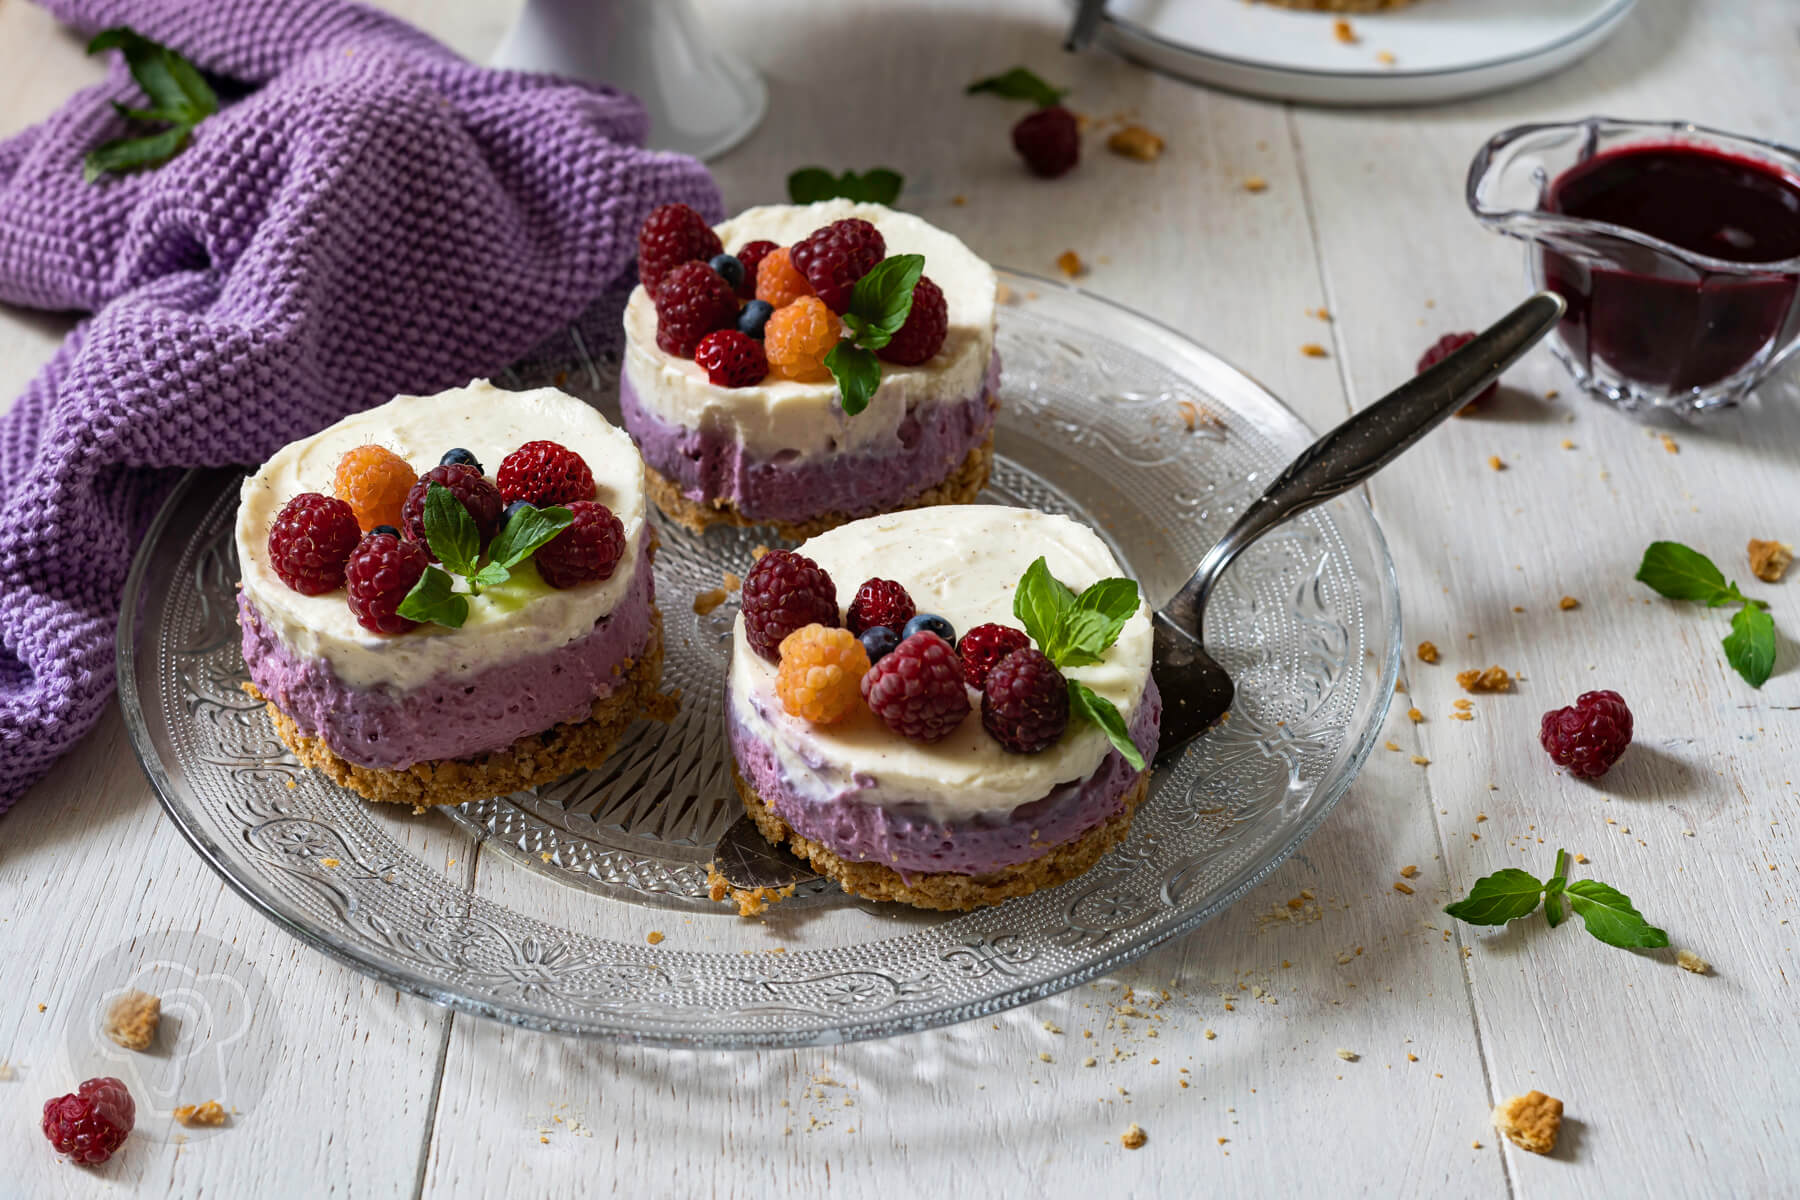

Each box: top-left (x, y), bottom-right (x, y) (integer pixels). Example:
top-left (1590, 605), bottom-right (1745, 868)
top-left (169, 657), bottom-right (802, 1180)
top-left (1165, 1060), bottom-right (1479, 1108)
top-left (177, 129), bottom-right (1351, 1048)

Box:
top-left (344, 531), bottom-right (430, 634)
top-left (845, 578), bottom-right (915, 636)
top-left (981, 647), bottom-right (1069, 754)
top-left (733, 240), bottom-right (778, 299)
top-left (957, 622), bottom-right (1032, 688)
top-left (878, 275), bottom-right (948, 365)
top-left (740, 549), bottom-right (839, 662)
top-left (42, 1077), bottom-right (135, 1165)
top-left (267, 492), bottom-right (361, 595)
top-left (1539, 689), bottom-right (1633, 779)
top-left (653, 261), bottom-right (740, 357)
top-left (534, 500), bottom-right (627, 589)
top-left (790, 218), bottom-right (887, 313)
top-left (694, 329), bottom-right (769, 388)
top-left (496, 440), bottom-right (595, 507)
top-left (860, 630), bottom-right (971, 743)
top-left (400, 464), bottom-right (504, 558)
top-left (637, 202), bottom-right (723, 290)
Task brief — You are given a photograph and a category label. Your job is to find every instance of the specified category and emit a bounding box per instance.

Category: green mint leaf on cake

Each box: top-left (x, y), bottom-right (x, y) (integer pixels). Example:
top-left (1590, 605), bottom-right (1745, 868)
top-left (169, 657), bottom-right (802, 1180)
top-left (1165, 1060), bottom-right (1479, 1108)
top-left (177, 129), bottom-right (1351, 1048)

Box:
top-left (421, 483), bottom-right (481, 578)
top-left (1072, 578), bottom-right (1140, 651)
top-left (83, 27), bottom-right (217, 182)
top-left (487, 504), bottom-right (574, 571)
top-left (1443, 868), bottom-right (1545, 926)
top-left (397, 566), bottom-right (468, 629)
top-left (1723, 603), bottom-right (1776, 688)
top-left (1563, 879), bottom-right (1669, 949)
top-left (966, 66), bottom-right (1067, 108)
top-left (788, 166), bottom-right (905, 206)
top-left (1068, 680), bottom-right (1144, 771)
top-left (824, 342), bottom-right (882, 416)
top-left (1013, 556), bottom-right (1077, 652)
top-left (825, 254), bottom-right (926, 415)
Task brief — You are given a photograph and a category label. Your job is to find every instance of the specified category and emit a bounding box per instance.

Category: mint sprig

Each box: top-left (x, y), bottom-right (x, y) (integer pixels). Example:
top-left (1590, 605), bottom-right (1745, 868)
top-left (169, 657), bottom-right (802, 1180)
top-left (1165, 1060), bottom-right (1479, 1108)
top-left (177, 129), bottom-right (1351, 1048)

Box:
top-left (788, 167), bottom-right (904, 206)
top-left (1636, 541), bottom-right (1778, 687)
top-left (823, 253), bottom-right (926, 416)
top-left (397, 566), bottom-right (468, 630)
top-left (1444, 848), bottom-right (1668, 951)
top-left (397, 487), bottom-right (573, 628)
top-left (84, 27), bottom-right (217, 182)
top-left (966, 66), bottom-right (1067, 108)
top-left (1012, 556), bottom-right (1145, 770)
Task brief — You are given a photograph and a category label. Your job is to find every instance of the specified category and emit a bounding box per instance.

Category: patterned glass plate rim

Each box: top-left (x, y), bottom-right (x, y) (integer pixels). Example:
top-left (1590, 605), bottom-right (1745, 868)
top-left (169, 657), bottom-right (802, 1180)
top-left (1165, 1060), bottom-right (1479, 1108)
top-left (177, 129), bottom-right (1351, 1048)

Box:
top-left (116, 269), bottom-right (1402, 1048)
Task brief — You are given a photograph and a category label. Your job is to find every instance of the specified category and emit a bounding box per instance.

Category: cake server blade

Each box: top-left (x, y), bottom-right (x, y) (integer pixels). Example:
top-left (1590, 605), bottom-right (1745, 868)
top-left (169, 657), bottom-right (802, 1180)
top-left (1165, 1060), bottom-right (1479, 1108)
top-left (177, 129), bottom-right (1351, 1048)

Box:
top-left (711, 813), bottom-right (821, 892)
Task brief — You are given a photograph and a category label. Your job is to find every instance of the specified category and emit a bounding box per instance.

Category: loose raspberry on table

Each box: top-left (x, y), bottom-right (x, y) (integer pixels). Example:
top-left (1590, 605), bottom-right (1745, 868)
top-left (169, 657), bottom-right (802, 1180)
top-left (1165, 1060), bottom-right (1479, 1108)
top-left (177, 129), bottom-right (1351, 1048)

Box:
top-left (1417, 332), bottom-right (1499, 412)
top-left (534, 500), bottom-right (627, 588)
top-left (653, 261), bottom-right (740, 358)
top-left (400, 464), bottom-right (504, 558)
top-left (496, 440), bottom-right (595, 507)
top-left (791, 218), bottom-right (887, 313)
top-left (1012, 106), bottom-right (1080, 178)
top-left (764, 296), bottom-right (841, 383)
top-left (734, 240), bottom-right (778, 298)
top-left (637, 202), bottom-right (723, 291)
top-left (878, 275), bottom-right (948, 365)
top-left (958, 622), bottom-right (1032, 688)
top-left (1539, 689), bottom-right (1633, 779)
top-left (740, 549), bottom-right (839, 662)
top-left (694, 329), bottom-right (769, 388)
top-left (754, 246), bottom-right (813, 309)
top-left (345, 531), bottom-right (429, 634)
top-left (981, 647), bottom-right (1069, 753)
top-left (333, 445), bottom-right (417, 532)
top-left (845, 578), bottom-right (916, 636)
top-left (42, 1077), bottom-right (135, 1165)
top-left (268, 492), bottom-right (361, 595)
top-left (861, 630), bottom-right (971, 743)
top-left (776, 624), bottom-right (871, 725)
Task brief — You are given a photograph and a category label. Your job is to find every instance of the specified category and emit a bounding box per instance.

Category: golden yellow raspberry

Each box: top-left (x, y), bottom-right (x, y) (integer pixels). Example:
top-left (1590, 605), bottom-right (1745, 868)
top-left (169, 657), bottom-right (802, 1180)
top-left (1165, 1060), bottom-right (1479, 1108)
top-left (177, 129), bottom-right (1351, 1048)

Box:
top-left (776, 624), bottom-right (870, 725)
top-left (764, 296), bottom-right (840, 383)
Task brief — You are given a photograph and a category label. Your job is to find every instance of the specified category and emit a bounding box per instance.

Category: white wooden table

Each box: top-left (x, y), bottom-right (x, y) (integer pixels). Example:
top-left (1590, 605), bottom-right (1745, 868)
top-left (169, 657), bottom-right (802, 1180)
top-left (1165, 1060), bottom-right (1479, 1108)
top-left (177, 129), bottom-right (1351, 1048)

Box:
top-left (3, 1), bottom-right (1797, 1195)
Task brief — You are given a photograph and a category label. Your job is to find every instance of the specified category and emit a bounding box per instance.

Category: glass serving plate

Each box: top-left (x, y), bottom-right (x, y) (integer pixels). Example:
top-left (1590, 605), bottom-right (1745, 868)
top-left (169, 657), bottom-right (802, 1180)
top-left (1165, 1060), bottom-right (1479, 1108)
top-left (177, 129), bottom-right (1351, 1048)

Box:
top-left (117, 271), bottom-right (1400, 1048)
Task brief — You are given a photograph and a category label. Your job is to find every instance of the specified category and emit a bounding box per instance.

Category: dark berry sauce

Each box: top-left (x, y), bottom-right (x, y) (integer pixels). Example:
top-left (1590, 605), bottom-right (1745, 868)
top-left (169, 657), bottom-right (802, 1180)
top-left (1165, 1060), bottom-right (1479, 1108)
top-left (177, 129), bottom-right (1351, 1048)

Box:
top-left (1542, 143), bottom-right (1800, 391)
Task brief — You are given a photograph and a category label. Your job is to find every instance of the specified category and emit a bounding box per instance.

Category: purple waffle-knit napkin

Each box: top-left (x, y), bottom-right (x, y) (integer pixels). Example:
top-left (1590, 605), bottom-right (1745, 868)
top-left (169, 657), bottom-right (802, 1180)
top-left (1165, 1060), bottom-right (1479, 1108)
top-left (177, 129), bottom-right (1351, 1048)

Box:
top-left (0, 0), bottom-right (720, 813)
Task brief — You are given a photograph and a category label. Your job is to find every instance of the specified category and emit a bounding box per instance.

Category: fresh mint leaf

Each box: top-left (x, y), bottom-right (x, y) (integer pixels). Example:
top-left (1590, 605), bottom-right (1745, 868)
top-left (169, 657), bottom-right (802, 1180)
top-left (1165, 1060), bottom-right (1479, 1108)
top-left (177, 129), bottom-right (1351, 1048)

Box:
top-left (1442, 869), bottom-right (1544, 926)
top-left (788, 166), bottom-right (904, 206)
top-left (422, 483), bottom-right (480, 578)
top-left (844, 254), bottom-right (924, 351)
top-left (1068, 680), bottom-right (1145, 771)
top-left (1014, 556), bottom-right (1076, 653)
top-left (1635, 541), bottom-right (1735, 606)
top-left (469, 562), bottom-right (512, 592)
top-left (84, 126), bottom-right (190, 183)
top-left (1074, 577), bottom-right (1140, 649)
top-left (1544, 850), bottom-right (1570, 928)
top-left (1723, 603), bottom-right (1776, 688)
top-left (967, 66), bottom-right (1066, 108)
top-left (1054, 609), bottom-right (1114, 667)
top-left (1564, 879), bottom-right (1669, 949)
top-left (396, 566), bottom-right (468, 629)
top-left (824, 342), bottom-right (882, 416)
top-left (84, 27), bottom-right (216, 182)
top-left (487, 504), bottom-right (574, 571)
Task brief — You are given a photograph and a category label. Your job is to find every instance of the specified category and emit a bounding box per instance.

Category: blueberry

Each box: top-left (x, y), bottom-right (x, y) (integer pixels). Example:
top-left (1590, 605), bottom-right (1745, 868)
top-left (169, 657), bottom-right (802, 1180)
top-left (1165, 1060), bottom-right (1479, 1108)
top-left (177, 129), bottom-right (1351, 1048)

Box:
top-left (709, 253), bottom-right (746, 291)
top-left (903, 613), bottom-right (955, 644)
top-left (441, 448), bottom-right (483, 473)
top-left (737, 299), bottom-right (774, 340)
top-left (370, 524), bottom-right (401, 539)
top-left (860, 625), bottom-right (900, 664)
top-left (500, 499), bottom-right (535, 527)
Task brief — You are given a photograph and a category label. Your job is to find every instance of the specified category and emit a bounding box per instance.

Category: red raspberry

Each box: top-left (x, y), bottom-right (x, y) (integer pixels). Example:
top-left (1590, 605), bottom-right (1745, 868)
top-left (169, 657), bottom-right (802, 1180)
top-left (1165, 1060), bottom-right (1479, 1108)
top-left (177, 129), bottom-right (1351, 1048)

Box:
top-left (637, 202), bottom-right (723, 291)
top-left (345, 531), bottom-right (430, 634)
top-left (267, 492), bottom-right (361, 595)
top-left (653, 261), bottom-right (740, 357)
top-left (790, 219), bottom-right (887, 313)
top-left (694, 329), bottom-right (769, 388)
top-left (1012, 106), bottom-right (1080, 178)
top-left (42, 1077), bottom-right (134, 1165)
top-left (534, 500), bottom-right (627, 589)
top-left (878, 275), bottom-right (948, 366)
top-left (957, 622), bottom-right (1033, 688)
top-left (1418, 332), bottom-right (1499, 412)
top-left (733, 240), bottom-right (778, 299)
top-left (845, 578), bottom-right (916, 636)
top-left (740, 549), bottom-right (839, 663)
top-left (981, 647), bottom-right (1069, 754)
top-left (861, 631), bottom-right (971, 743)
top-left (496, 440), bottom-right (595, 507)
top-left (1539, 689), bottom-right (1633, 779)
top-left (400, 464), bottom-right (504, 559)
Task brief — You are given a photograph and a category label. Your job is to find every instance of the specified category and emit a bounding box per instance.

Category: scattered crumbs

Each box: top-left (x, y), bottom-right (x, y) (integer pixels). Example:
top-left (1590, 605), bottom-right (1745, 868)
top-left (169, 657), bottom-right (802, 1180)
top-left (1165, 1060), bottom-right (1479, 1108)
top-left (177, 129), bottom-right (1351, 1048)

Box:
top-left (1450, 711), bottom-right (1474, 722)
top-left (1472, 1140), bottom-right (1483, 1150)
top-left (103, 990), bottom-right (161, 1052)
top-left (692, 588), bottom-right (728, 615)
top-left (1039, 1051), bottom-right (1054, 1063)
top-left (1488, 455), bottom-right (1506, 471)
top-left (1749, 539), bottom-right (1793, 583)
top-left (1408, 707), bottom-right (1424, 723)
top-left (646, 931), bottom-right (664, 946)
top-left (1243, 175), bottom-right (1269, 193)
top-left (1476, 813), bottom-right (1488, 823)
top-left (1122, 1123), bottom-right (1147, 1150)
top-left (1335, 1048), bottom-right (1359, 1062)
top-left (1083, 1056), bottom-right (1098, 1067)
top-left (1660, 433), bottom-right (1680, 454)
top-left (37, 1004), bottom-right (46, 1013)
top-left (1546, 388), bottom-right (1560, 399)
top-left (722, 570), bottom-right (741, 592)
top-left (320, 857), bottom-right (341, 868)
top-left (1043, 1020), bottom-right (1063, 1034)
top-left (1205, 1029), bottom-right (1216, 1040)
top-left (995, 282), bottom-right (1016, 305)
top-left (750, 544), bottom-right (771, 561)
top-left (1107, 125), bottom-right (1165, 162)
top-left (1309, 306), bottom-right (1332, 321)
top-left (1393, 881), bottom-right (1414, 895)
top-left (1417, 640), bottom-right (1440, 664)
top-left (1410, 755), bottom-right (1430, 767)
top-left (1453, 699), bottom-right (1472, 711)
top-left (1384, 740), bottom-right (1401, 752)
top-left (1560, 438), bottom-right (1576, 450)
top-left (1301, 342), bottom-right (1329, 358)
top-left (1494, 1090), bottom-right (1564, 1155)
top-left (1559, 595), bottom-right (1580, 610)
top-left (1056, 250), bottom-right (1086, 278)
top-left (0, 1060), bottom-right (14, 1081)
top-left (1376, 49), bottom-right (1396, 65)
top-left (1457, 666), bottom-right (1511, 693)
top-left (1574, 853), bottom-right (1589, 864)
top-left (1333, 18), bottom-right (1358, 43)
top-left (173, 1100), bottom-right (228, 1128)
top-left (540, 851), bottom-right (552, 863)
top-left (1400, 864), bottom-right (1419, 878)
top-left (1677, 949), bottom-right (1711, 975)
top-left (951, 194), bottom-right (968, 206)
top-left (1406, 1053), bottom-right (1418, 1062)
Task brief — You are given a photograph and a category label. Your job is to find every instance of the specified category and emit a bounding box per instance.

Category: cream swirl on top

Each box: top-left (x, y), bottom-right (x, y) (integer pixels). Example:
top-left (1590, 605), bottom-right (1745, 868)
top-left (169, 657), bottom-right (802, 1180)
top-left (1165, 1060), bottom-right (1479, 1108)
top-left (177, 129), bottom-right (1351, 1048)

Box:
top-left (728, 506), bottom-right (1153, 824)
top-left (236, 381), bottom-right (646, 693)
top-left (622, 200), bottom-right (998, 461)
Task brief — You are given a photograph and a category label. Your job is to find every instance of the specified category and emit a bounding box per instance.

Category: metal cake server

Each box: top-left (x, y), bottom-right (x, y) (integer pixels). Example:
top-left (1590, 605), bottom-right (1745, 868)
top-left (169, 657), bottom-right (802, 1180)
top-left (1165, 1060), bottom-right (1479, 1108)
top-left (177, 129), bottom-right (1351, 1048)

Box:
top-left (1065, 0), bottom-right (1107, 52)
top-left (709, 292), bottom-right (1567, 892)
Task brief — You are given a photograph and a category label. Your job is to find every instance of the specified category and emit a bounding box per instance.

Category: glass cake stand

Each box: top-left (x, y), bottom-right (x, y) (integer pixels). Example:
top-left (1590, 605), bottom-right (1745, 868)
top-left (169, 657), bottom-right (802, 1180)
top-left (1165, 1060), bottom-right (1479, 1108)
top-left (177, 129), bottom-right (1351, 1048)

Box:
top-left (117, 271), bottom-right (1401, 1047)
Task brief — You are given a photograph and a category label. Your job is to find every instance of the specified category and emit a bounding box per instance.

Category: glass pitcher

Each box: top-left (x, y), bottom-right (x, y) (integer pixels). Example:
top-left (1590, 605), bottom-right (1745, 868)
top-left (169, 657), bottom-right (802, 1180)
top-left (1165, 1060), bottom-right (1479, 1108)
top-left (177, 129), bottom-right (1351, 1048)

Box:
top-left (1467, 117), bottom-right (1800, 417)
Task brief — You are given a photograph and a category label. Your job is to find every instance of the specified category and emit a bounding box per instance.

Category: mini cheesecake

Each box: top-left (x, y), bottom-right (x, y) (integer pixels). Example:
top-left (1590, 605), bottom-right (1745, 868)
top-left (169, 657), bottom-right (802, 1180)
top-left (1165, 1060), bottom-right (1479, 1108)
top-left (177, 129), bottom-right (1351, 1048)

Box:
top-left (725, 505), bottom-right (1159, 911)
top-left (622, 200), bottom-right (1000, 538)
top-left (235, 381), bottom-right (662, 808)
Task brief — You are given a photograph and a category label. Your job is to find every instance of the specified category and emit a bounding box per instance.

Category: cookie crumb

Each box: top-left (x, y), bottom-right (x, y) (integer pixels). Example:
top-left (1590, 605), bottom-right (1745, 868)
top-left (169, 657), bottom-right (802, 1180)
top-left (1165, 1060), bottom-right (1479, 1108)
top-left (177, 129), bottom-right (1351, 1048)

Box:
top-left (1488, 455), bottom-right (1506, 471)
top-left (646, 931), bottom-right (664, 945)
top-left (1406, 1053), bottom-right (1418, 1062)
top-left (1748, 539), bottom-right (1792, 583)
top-left (173, 1100), bottom-right (227, 1128)
top-left (1392, 881), bottom-right (1414, 895)
top-left (1333, 18), bottom-right (1358, 42)
top-left (1560, 438), bottom-right (1576, 450)
top-left (1243, 175), bottom-right (1269, 193)
top-left (1559, 595), bottom-right (1579, 610)
top-left (1300, 342), bottom-right (1329, 358)
top-left (1335, 1048), bottom-right (1358, 1062)
top-left (1407, 707), bottom-right (1424, 723)
top-left (1400, 864), bottom-right (1419, 878)
top-left (1107, 125), bottom-right (1165, 162)
top-left (750, 544), bottom-right (771, 561)
top-left (1457, 666), bottom-right (1511, 693)
top-left (1083, 1056), bottom-right (1098, 1067)
top-left (1205, 1029), bottom-right (1216, 1040)
top-left (692, 588), bottom-right (728, 615)
top-left (1574, 853), bottom-right (1588, 864)
top-left (1384, 740), bottom-right (1400, 751)
top-left (1375, 49), bottom-right (1396, 66)
top-left (103, 990), bottom-right (161, 1052)
top-left (1121, 1122), bottom-right (1147, 1150)
top-left (1660, 433), bottom-right (1680, 454)
top-left (0, 1060), bottom-right (14, 1081)
top-left (1417, 640), bottom-right (1439, 664)
top-left (952, 194), bottom-right (968, 206)
top-left (1056, 250), bottom-right (1085, 278)
top-left (1410, 755), bottom-right (1430, 766)
top-left (1494, 1090), bottom-right (1563, 1155)
top-left (1676, 949), bottom-right (1710, 974)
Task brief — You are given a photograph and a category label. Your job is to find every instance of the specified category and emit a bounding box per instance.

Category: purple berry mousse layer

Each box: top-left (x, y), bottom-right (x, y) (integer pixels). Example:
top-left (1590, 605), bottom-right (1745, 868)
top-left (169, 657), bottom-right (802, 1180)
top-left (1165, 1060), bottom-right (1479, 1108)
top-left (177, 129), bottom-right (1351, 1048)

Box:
top-left (620, 353), bottom-right (999, 523)
top-left (237, 542), bottom-right (656, 770)
top-left (730, 678), bottom-right (1160, 881)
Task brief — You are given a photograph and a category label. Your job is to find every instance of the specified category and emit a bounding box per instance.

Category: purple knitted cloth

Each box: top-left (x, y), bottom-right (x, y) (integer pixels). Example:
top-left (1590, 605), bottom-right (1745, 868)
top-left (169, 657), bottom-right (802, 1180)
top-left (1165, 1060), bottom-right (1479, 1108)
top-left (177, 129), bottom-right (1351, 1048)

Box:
top-left (0, 0), bottom-right (719, 813)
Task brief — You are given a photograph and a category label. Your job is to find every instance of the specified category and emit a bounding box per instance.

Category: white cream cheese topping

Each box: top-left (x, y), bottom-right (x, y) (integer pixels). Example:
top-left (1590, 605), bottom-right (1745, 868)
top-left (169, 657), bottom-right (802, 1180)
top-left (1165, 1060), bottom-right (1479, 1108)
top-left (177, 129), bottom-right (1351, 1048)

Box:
top-left (236, 380), bottom-right (647, 693)
top-left (729, 505), bottom-right (1153, 823)
top-left (622, 200), bottom-right (997, 460)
